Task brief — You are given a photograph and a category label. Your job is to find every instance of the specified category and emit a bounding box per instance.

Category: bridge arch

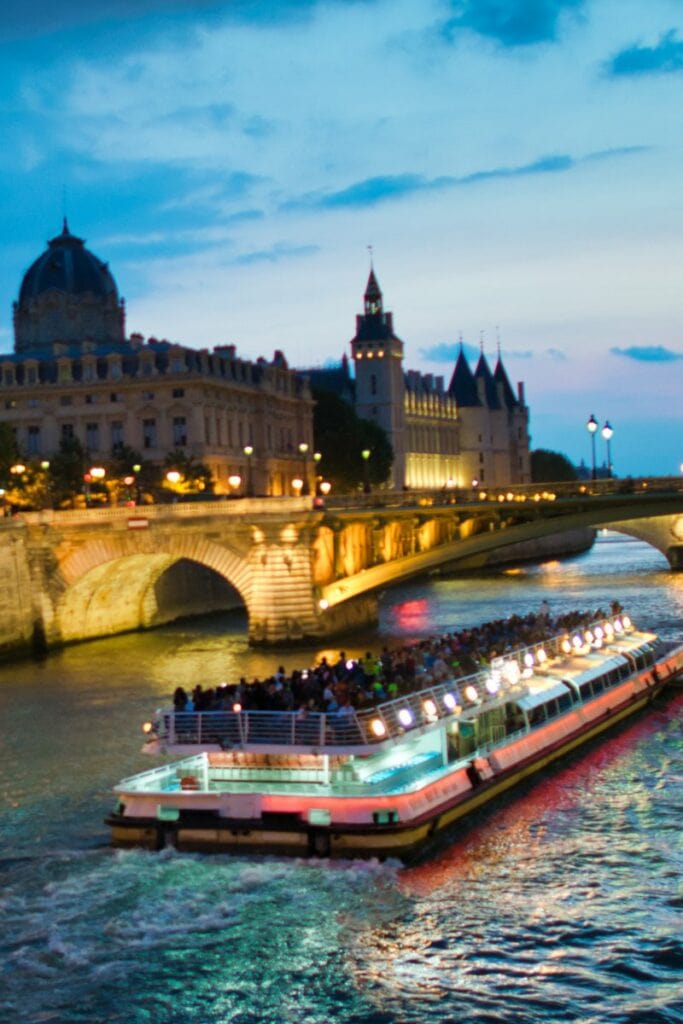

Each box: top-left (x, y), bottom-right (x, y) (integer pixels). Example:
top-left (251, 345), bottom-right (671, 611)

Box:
top-left (54, 535), bottom-right (254, 643)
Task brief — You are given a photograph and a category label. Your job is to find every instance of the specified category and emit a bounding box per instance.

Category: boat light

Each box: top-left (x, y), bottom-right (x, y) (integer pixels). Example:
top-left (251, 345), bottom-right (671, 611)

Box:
top-left (524, 653), bottom-right (534, 668)
top-left (443, 692), bottom-right (458, 711)
top-left (398, 708), bottom-right (413, 728)
top-left (465, 684), bottom-right (479, 703)
top-left (502, 661), bottom-right (521, 686)
top-left (561, 639), bottom-right (572, 655)
top-left (614, 618), bottom-right (623, 633)
top-left (573, 635), bottom-right (583, 649)
top-left (142, 721), bottom-right (153, 734)
top-left (522, 667), bottom-right (533, 678)
top-left (232, 702), bottom-right (242, 713)
top-left (604, 621), bottom-right (614, 638)
top-left (594, 626), bottom-right (604, 639)
top-left (422, 699), bottom-right (438, 718)
top-left (485, 677), bottom-right (499, 695)
top-left (585, 630), bottom-right (594, 644)
top-left (371, 718), bottom-right (387, 738)
top-left (622, 615), bottom-right (632, 629)
top-left (536, 649), bottom-right (547, 664)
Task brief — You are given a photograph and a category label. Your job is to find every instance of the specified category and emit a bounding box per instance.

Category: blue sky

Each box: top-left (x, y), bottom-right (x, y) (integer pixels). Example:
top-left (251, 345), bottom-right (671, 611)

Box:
top-left (1, 0), bottom-right (682, 476)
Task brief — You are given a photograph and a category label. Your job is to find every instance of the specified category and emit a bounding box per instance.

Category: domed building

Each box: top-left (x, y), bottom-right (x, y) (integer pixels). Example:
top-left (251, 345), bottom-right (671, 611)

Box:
top-left (13, 220), bottom-right (125, 353)
top-left (1, 223), bottom-right (314, 496)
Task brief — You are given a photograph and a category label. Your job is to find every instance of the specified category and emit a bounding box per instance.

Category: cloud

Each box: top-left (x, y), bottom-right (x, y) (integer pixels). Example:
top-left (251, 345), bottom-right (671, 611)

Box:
top-left (610, 345), bottom-right (683, 362)
top-left (606, 29), bottom-right (683, 78)
top-left (232, 241), bottom-right (319, 266)
top-left (0, 0), bottom-right (375, 41)
top-left (420, 341), bottom-right (479, 363)
top-left (285, 147), bottom-right (644, 211)
top-left (546, 347), bottom-right (567, 361)
top-left (440, 0), bottom-right (584, 48)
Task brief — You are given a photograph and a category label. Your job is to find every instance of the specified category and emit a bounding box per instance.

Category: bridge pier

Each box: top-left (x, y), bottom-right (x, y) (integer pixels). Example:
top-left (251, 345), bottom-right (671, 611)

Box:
top-left (668, 546), bottom-right (683, 570)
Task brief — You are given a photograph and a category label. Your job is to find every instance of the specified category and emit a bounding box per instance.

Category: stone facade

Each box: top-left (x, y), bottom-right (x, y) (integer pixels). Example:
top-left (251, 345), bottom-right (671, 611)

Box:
top-left (1, 223), bottom-right (315, 496)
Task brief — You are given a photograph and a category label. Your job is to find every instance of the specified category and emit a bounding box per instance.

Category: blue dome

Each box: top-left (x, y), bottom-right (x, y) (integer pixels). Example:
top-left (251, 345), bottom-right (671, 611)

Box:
top-left (18, 220), bottom-right (119, 306)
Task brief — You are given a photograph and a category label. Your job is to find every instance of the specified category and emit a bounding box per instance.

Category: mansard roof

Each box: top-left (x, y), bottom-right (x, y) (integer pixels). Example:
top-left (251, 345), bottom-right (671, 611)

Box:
top-left (474, 353), bottom-right (501, 409)
top-left (448, 347), bottom-right (481, 406)
top-left (493, 356), bottom-right (518, 409)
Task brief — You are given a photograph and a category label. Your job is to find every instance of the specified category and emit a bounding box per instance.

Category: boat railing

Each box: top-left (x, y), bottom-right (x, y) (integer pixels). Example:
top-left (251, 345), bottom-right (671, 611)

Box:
top-left (148, 615), bottom-right (637, 750)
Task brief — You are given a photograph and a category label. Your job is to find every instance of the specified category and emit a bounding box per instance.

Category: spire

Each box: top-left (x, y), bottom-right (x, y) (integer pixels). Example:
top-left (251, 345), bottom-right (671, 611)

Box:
top-left (474, 351), bottom-right (501, 409)
top-left (449, 348), bottom-right (481, 406)
top-left (493, 350), bottom-right (518, 409)
top-left (62, 216), bottom-right (70, 236)
top-left (364, 267), bottom-right (382, 315)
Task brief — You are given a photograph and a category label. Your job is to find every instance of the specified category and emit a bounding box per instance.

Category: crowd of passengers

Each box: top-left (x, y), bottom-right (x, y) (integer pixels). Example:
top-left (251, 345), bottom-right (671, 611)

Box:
top-left (171, 604), bottom-right (623, 717)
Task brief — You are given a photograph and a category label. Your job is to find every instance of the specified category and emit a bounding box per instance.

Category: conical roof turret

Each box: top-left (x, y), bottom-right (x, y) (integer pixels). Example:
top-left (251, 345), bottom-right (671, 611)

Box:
top-left (448, 346), bottom-right (481, 406)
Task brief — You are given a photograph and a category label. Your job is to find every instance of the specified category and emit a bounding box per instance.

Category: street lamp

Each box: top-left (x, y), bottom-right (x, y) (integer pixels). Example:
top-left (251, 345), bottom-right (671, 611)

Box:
top-left (166, 469), bottom-right (181, 485)
top-left (319, 481), bottom-right (331, 497)
top-left (313, 451), bottom-right (322, 493)
top-left (40, 460), bottom-right (51, 509)
top-left (228, 474), bottom-right (242, 497)
top-left (586, 414), bottom-right (598, 481)
top-left (243, 445), bottom-right (254, 497)
top-left (601, 421), bottom-right (614, 479)
top-left (291, 477), bottom-right (303, 496)
top-left (298, 443), bottom-right (309, 495)
top-left (361, 448), bottom-right (371, 493)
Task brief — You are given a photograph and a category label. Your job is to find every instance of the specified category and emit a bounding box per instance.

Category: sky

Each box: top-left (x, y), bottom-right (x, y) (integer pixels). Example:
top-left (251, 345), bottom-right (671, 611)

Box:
top-left (0, 0), bottom-right (682, 477)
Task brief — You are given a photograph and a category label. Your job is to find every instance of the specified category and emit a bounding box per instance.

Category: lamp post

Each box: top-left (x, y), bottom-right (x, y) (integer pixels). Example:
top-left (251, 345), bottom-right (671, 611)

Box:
top-left (0, 488), bottom-right (5, 517)
top-left (291, 477), bottom-right (303, 497)
top-left (40, 460), bottom-right (51, 509)
top-left (586, 414), bottom-right (598, 481)
top-left (123, 474), bottom-right (135, 505)
top-left (601, 421), bottom-right (613, 479)
top-left (132, 463), bottom-right (142, 504)
top-left (313, 451), bottom-right (321, 493)
top-left (89, 466), bottom-right (106, 505)
top-left (298, 443), bottom-right (309, 495)
top-left (228, 474), bottom-right (242, 497)
top-left (243, 445), bottom-right (254, 497)
top-left (361, 448), bottom-right (371, 493)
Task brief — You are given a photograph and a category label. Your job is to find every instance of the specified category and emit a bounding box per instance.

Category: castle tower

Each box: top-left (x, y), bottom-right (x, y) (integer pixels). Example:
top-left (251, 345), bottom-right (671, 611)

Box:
top-left (350, 269), bottom-right (406, 488)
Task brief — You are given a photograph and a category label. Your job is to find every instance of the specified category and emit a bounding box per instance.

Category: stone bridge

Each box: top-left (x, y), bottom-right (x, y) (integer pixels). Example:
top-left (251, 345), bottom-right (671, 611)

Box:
top-left (1, 478), bottom-right (682, 657)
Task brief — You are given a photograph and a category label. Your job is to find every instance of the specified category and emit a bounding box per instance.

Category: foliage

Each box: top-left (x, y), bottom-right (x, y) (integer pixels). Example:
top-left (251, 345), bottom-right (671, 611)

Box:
top-left (312, 388), bottom-right (393, 492)
top-left (531, 448), bottom-right (578, 483)
top-left (162, 450), bottom-right (214, 495)
top-left (0, 422), bottom-right (20, 483)
top-left (49, 436), bottom-right (89, 507)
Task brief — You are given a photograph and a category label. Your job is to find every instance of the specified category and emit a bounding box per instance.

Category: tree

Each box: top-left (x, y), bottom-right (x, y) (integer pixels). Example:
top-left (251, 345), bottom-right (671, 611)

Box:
top-left (49, 436), bottom-right (88, 507)
top-left (0, 421), bottom-right (20, 483)
top-left (162, 450), bottom-right (214, 496)
top-left (313, 388), bottom-right (393, 492)
top-left (531, 449), bottom-right (578, 483)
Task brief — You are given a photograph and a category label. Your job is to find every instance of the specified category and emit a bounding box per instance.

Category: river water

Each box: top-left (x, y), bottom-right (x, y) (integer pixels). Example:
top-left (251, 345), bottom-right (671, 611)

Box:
top-left (0, 534), bottom-right (682, 1024)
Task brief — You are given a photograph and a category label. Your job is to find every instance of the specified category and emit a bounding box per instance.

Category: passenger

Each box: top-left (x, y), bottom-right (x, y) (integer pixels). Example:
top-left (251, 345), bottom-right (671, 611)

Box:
top-left (173, 686), bottom-right (188, 710)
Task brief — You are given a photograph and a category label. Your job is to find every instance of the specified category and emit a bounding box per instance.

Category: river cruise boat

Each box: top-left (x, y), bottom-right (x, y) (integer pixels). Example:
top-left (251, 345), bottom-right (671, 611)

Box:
top-left (107, 615), bottom-right (683, 859)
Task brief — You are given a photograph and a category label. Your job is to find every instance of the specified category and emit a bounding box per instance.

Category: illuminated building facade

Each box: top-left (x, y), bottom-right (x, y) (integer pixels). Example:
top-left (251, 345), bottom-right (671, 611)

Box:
top-left (350, 270), bottom-right (531, 490)
top-left (0, 222), bottom-right (314, 495)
